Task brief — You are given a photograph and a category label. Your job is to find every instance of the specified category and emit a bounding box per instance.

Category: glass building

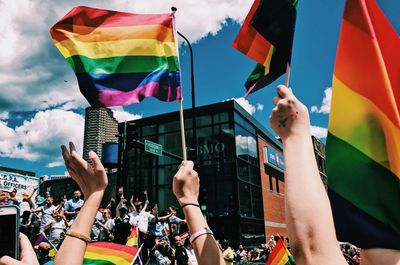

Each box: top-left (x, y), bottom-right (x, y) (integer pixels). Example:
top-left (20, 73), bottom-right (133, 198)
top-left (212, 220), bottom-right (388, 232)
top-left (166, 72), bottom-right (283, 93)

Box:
top-left (117, 100), bottom-right (286, 247)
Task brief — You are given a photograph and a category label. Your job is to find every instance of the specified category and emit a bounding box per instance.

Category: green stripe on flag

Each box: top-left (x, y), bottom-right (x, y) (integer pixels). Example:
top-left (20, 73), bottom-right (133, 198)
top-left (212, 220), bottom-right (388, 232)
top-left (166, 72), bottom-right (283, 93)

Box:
top-left (67, 55), bottom-right (179, 74)
top-left (326, 132), bottom-right (400, 235)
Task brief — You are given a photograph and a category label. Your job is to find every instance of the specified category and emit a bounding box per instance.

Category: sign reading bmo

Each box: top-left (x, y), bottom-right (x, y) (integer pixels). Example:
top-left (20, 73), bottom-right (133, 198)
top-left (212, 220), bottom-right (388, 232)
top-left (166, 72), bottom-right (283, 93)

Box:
top-left (264, 146), bottom-right (285, 170)
top-left (0, 171), bottom-right (39, 200)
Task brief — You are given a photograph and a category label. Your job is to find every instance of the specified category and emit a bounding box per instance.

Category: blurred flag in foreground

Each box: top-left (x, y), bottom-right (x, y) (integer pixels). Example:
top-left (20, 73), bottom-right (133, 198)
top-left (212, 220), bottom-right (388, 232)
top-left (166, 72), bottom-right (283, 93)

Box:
top-left (232, 0), bottom-right (298, 96)
top-left (327, 0), bottom-right (400, 249)
top-left (50, 6), bottom-right (181, 107)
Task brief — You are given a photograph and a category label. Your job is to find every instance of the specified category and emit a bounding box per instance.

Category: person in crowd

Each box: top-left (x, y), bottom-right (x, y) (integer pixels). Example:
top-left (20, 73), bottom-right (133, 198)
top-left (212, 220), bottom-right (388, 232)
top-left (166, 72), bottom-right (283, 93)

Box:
top-left (90, 208), bottom-right (105, 241)
top-left (235, 244), bottom-right (246, 263)
top-left (185, 242), bottom-right (198, 265)
top-left (147, 237), bottom-right (173, 265)
top-left (98, 208), bottom-right (113, 242)
top-left (7, 189), bottom-right (20, 206)
top-left (109, 204), bottom-right (135, 244)
top-left (64, 190), bottom-right (84, 220)
top-left (168, 206), bottom-right (186, 240)
top-left (44, 213), bottom-right (69, 247)
top-left (20, 210), bottom-right (32, 238)
top-left (174, 235), bottom-right (190, 265)
top-left (221, 241), bottom-right (234, 265)
top-left (32, 196), bottom-right (56, 234)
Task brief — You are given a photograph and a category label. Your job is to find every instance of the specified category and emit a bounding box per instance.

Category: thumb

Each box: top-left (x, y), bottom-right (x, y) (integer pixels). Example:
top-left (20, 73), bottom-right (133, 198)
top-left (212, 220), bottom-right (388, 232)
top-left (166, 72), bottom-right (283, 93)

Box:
top-left (277, 85), bottom-right (293, 99)
top-left (19, 233), bottom-right (38, 264)
top-left (0, 256), bottom-right (23, 265)
top-left (89, 151), bottom-right (104, 172)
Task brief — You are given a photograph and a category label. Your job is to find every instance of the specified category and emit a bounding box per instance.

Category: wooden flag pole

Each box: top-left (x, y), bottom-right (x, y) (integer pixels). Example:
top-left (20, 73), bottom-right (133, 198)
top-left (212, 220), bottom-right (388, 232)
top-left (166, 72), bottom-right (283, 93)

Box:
top-left (179, 98), bottom-right (187, 160)
top-left (284, 63), bottom-right (291, 87)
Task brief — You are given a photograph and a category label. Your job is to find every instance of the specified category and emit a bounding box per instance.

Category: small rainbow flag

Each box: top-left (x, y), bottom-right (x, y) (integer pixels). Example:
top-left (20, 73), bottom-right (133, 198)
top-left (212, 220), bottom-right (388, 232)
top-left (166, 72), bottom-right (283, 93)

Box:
top-left (265, 238), bottom-right (295, 265)
top-left (126, 226), bottom-right (139, 247)
top-left (22, 193), bottom-right (30, 200)
top-left (118, 186), bottom-right (124, 195)
top-left (50, 6), bottom-right (181, 107)
top-left (327, 0), bottom-right (400, 249)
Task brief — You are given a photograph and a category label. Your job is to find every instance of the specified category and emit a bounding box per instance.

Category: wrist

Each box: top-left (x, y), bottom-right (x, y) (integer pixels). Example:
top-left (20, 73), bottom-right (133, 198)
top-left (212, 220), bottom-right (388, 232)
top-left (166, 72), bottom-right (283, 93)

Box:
top-left (177, 198), bottom-right (199, 207)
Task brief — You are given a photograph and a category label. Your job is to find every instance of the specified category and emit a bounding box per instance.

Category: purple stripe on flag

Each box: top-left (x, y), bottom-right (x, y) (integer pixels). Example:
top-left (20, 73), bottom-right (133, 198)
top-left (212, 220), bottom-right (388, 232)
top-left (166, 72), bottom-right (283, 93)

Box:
top-left (98, 82), bottom-right (181, 107)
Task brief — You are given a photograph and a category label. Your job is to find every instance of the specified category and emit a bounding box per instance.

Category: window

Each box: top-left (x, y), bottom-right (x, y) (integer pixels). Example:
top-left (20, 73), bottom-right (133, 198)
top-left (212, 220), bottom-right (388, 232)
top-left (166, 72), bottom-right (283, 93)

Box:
top-left (238, 181), bottom-right (252, 217)
top-left (235, 124), bottom-right (258, 165)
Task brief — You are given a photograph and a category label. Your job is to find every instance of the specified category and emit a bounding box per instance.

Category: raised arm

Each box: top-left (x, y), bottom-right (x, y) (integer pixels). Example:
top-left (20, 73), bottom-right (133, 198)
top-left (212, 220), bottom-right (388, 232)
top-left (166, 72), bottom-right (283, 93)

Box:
top-left (269, 85), bottom-right (346, 265)
top-left (173, 161), bottom-right (224, 265)
top-left (55, 142), bottom-right (108, 265)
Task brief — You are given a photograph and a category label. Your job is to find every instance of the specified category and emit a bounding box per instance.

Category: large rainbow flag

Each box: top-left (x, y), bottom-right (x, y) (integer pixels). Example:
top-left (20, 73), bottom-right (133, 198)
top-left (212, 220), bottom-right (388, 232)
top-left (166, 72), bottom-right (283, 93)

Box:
top-left (50, 6), bottom-right (181, 107)
top-left (326, 0), bottom-right (400, 249)
top-left (44, 242), bottom-right (140, 265)
top-left (232, 0), bottom-right (297, 96)
top-left (265, 239), bottom-right (295, 265)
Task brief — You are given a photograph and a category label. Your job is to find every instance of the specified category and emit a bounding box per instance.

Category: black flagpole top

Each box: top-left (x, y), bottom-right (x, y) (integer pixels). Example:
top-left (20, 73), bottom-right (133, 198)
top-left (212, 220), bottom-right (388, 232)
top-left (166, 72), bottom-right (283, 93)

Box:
top-left (171, 6), bottom-right (177, 12)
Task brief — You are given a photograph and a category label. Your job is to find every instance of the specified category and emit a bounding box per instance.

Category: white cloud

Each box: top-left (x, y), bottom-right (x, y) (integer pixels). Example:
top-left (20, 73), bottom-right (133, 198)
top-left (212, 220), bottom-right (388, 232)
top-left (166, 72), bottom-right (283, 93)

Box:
top-left (226, 97), bottom-right (264, 115)
top-left (235, 134), bottom-right (257, 157)
top-left (0, 0), bottom-right (253, 112)
top-left (0, 112), bottom-right (9, 121)
top-left (310, 125), bottom-right (328, 139)
top-left (311, 87), bottom-right (332, 114)
top-left (111, 107), bottom-right (142, 122)
top-left (0, 109), bottom-right (84, 166)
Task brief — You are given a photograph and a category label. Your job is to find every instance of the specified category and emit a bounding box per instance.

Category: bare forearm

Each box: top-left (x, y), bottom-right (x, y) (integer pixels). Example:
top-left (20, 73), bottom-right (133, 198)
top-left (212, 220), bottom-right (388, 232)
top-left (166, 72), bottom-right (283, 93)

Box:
top-left (283, 135), bottom-right (343, 262)
top-left (55, 191), bottom-right (103, 265)
top-left (183, 205), bottom-right (224, 265)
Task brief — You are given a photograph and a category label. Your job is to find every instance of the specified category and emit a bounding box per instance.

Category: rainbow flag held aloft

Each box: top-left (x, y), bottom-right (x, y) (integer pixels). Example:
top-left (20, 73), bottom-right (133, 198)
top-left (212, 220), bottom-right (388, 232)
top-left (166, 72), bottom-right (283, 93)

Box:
top-left (118, 186), bottom-right (124, 195)
top-left (265, 239), bottom-right (295, 265)
top-left (50, 6), bottom-right (181, 107)
top-left (232, 0), bottom-right (297, 96)
top-left (126, 226), bottom-right (139, 247)
top-left (22, 193), bottom-right (30, 200)
top-left (326, 0), bottom-right (400, 249)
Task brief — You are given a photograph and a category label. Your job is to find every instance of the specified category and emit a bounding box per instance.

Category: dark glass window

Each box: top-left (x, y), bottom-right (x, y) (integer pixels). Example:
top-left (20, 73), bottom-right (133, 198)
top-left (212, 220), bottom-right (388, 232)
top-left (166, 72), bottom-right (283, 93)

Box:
top-left (142, 125), bottom-right (157, 136)
top-left (251, 186), bottom-right (263, 219)
top-left (213, 112), bottom-right (229, 124)
top-left (269, 174), bottom-right (273, 191)
top-left (235, 124), bottom-right (258, 165)
top-left (238, 181), bottom-right (252, 217)
top-left (237, 160), bottom-right (250, 182)
top-left (196, 115), bottom-right (212, 127)
top-left (159, 121), bottom-right (180, 133)
top-left (275, 177), bottom-right (280, 193)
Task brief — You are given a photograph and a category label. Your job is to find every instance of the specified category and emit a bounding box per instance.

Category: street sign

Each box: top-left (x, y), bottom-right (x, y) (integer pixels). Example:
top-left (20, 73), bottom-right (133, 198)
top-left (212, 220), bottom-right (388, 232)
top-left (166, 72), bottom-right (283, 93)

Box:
top-left (144, 140), bottom-right (163, 156)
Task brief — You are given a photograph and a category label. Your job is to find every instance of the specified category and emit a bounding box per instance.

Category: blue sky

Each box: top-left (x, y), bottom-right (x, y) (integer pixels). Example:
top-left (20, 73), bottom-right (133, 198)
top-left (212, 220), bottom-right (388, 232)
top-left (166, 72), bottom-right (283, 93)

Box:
top-left (0, 0), bottom-right (398, 177)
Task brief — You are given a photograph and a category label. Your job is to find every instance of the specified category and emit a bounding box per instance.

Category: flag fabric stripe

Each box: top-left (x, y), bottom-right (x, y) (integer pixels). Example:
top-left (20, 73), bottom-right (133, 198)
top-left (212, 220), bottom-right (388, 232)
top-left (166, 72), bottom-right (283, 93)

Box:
top-left (67, 55), bottom-right (179, 74)
top-left (334, 19), bottom-right (400, 126)
top-left (326, 133), bottom-right (400, 235)
top-left (53, 24), bottom-right (174, 43)
top-left (327, 0), bottom-right (400, 248)
top-left (329, 189), bottom-right (400, 249)
top-left (329, 76), bottom-right (400, 176)
top-left (55, 39), bottom-right (177, 59)
top-left (50, 5), bottom-right (181, 107)
top-left (76, 70), bottom-right (180, 92)
top-left (86, 246), bottom-right (135, 262)
top-left (232, 0), bottom-right (273, 65)
top-left (84, 242), bottom-right (138, 265)
top-left (265, 239), bottom-right (295, 265)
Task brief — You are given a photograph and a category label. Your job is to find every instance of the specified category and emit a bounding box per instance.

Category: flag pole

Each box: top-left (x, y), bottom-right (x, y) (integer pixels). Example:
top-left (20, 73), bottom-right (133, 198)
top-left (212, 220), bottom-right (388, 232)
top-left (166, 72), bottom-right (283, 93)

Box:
top-left (172, 6), bottom-right (187, 161)
top-left (284, 63), bottom-right (291, 87)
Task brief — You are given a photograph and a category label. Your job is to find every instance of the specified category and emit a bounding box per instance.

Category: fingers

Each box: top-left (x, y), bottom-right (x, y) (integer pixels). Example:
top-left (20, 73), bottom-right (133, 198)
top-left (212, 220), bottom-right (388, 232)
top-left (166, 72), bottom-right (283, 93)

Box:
top-left (277, 85), bottom-right (292, 99)
top-left (89, 151), bottom-right (105, 172)
top-left (19, 233), bottom-right (38, 264)
top-left (69, 141), bottom-right (77, 153)
top-left (176, 160), bottom-right (194, 177)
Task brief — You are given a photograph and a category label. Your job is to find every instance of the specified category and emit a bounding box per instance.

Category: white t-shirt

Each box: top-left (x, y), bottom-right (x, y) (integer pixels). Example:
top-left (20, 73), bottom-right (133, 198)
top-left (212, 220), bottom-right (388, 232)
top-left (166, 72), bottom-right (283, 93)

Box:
top-left (137, 211), bottom-right (153, 233)
top-left (49, 220), bottom-right (66, 245)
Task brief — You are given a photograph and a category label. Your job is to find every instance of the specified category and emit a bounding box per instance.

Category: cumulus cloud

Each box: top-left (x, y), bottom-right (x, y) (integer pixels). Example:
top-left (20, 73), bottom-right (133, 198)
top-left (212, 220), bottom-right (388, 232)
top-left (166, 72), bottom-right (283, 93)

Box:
top-left (226, 97), bottom-right (264, 115)
top-left (111, 107), bottom-right (143, 122)
top-left (0, 109), bottom-right (84, 167)
top-left (311, 87), bottom-right (332, 114)
top-left (235, 134), bottom-right (257, 157)
top-left (0, 0), bottom-right (252, 112)
top-left (310, 125), bottom-right (328, 139)
top-left (0, 112), bottom-right (9, 121)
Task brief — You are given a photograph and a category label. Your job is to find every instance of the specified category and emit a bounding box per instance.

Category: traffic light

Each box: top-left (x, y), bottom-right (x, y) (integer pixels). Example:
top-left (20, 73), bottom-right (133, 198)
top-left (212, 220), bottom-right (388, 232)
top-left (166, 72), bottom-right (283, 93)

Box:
top-left (199, 187), bottom-right (208, 212)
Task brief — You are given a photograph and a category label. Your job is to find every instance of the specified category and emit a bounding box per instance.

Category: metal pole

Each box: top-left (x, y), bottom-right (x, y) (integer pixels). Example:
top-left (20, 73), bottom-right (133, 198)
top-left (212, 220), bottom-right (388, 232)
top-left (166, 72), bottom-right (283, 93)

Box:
top-left (177, 30), bottom-right (197, 162)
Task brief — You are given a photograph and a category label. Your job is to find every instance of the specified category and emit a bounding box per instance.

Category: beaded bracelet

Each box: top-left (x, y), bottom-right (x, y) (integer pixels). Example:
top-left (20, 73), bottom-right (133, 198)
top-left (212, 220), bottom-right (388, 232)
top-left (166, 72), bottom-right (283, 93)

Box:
top-left (65, 230), bottom-right (91, 244)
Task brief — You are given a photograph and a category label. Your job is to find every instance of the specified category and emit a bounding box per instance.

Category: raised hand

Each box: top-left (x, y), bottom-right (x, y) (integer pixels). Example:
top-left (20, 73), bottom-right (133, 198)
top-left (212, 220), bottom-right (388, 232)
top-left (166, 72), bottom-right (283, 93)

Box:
top-left (61, 142), bottom-right (108, 198)
top-left (172, 160), bottom-right (199, 206)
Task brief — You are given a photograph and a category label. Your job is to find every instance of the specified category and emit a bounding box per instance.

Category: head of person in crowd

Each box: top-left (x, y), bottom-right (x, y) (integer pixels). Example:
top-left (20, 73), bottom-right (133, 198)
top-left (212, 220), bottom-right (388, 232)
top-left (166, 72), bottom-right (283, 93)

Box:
top-left (221, 240), bottom-right (229, 251)
top-left (150, 204), bottom-right (159, 215)
top-left (175, 235), bottom-right (183, 247)
top-left (45, 196), bottom-right (53, 206)
top-left (102, 208), bottom-right (111, 220)
top-left (73, 190), bottom-right (81, 201)
top-left (9, 189), bottom-right (17, 198)
top-left (45, 191), bottom-right (50, 198)
top-left (133, 200), bottom-right (143, 211)
top-left (119, 205), bottom-right (128, 217)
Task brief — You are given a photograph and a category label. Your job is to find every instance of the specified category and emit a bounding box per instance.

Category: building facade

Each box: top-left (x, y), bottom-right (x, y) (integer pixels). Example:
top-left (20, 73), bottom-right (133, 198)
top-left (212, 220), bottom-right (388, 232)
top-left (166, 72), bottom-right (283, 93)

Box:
top-left (83, 107), bottom-right (118, 163)
top-left (117, 100), bottom-right (326, 247)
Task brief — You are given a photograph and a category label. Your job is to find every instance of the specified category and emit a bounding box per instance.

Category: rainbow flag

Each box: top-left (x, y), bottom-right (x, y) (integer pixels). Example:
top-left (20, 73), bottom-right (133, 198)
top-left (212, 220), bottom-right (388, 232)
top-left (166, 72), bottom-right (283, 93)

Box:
top-left (118, 186), bottom-right (124, 196)
top-left (34, 232), bottom-right (58, 261)
top-left (44, 242), bottom-right (140, 265)
top-left (22, 193), bottom-right (30, 200)
top-left (50, 6), bottom-right (181, 107)
top-left (265, 239), bottom-right (295, 265)
top-left (232, 0), bottom-right (297, 96)
top-left (326, 0), bottom-right (400, 249)
top-left (126, 226), bottom-right (139, 247)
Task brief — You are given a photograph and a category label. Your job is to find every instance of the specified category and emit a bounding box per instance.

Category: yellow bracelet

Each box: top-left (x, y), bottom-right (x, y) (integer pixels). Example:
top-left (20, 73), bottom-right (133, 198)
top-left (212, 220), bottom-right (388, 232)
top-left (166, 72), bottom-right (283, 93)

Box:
top-left (65, 230), bottom-right (91, 243)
